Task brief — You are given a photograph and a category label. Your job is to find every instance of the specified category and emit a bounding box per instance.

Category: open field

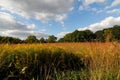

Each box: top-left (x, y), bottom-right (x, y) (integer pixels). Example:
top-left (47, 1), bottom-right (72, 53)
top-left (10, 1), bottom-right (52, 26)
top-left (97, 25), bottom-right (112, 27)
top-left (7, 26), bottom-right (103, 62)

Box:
top-left (0, 42), bottom-right (120, 80)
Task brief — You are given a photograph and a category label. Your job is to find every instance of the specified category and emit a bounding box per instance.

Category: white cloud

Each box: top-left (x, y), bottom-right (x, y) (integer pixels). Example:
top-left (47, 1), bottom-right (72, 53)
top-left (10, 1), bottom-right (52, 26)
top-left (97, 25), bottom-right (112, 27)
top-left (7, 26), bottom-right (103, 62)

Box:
top-left (0, 0), bottom-right (74, 23)
top-left (107, 9), bottom-right (120, 14)
top-left (78, 0), bottom-right (107, 12)
top-left (27, 24), bottom-right (36, 30)
top-left (82, 0), bottom-right (107, 6)
top-left (106, 0), bottom-right (120, 9)
top-left (0, 12), bottom-right (31, 31)
top-left (55, 14), bottom-right (67, 24)
top-left (57, 32), bottom-right (70, 38)
top-left (0, 12), bottom-right (15, 23)
top-left (0, 12), bottom-right (48, 39)
top-left (111, 0), bottom-right (120, 7)
top-left (2, 30), bottom-right (48, 40)
top-left (78, 16), bottom-right (120, 32)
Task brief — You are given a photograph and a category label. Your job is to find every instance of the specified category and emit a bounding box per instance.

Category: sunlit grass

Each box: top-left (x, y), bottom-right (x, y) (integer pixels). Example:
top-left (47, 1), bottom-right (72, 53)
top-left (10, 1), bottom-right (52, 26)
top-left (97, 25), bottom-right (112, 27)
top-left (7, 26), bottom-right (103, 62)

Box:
top-left (0, 42), bottom-right (120, 80)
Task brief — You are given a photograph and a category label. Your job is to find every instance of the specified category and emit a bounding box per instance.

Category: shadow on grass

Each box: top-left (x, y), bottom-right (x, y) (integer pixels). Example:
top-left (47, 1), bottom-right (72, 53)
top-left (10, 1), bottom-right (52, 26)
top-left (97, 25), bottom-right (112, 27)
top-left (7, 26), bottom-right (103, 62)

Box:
top-left (0, 48), bottom-right (89, 80)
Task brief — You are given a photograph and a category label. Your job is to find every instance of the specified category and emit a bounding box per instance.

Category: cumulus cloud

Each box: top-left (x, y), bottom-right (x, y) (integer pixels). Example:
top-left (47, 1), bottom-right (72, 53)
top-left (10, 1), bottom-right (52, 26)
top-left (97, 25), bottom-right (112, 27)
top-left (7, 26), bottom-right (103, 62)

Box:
top-left (0, 0), bottom-right (74, 23)
top-left (0, 12), bottom-right (48, 39)
top-left (0, 12), bottom-right (33, 31)
top-left (78, 16), bottom-right (120, 32)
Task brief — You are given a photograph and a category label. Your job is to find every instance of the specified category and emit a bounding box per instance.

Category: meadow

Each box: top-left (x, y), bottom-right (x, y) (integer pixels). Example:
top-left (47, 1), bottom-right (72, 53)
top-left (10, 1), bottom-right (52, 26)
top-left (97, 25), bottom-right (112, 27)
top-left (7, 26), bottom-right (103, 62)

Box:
top-left (0, 42), bottom-right (120, 80)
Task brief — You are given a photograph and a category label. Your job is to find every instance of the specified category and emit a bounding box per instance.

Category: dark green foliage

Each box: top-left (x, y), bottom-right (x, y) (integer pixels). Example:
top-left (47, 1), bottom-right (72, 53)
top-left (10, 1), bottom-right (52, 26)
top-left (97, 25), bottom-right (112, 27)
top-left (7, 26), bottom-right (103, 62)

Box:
top-left (46, 35), bottom-right (57, 43)
top-left (59, 25), bottom-right (120, 42)
top-left (60, 30), bottom-right (95, 42)
top-left (111, 25), bottom-right (120, 41)
top-left (0, 36), bottom-right (21, 44)
top-left (25, 35), bottom-right (38, 43)
top-left (63, 33), bottom-right (73, 42)
top-left (58, 38), bottom-right (65, 42)
top-left (39, 37), bottom-right (46, 43)
top-left (95, 30), bottom-right (105, 42)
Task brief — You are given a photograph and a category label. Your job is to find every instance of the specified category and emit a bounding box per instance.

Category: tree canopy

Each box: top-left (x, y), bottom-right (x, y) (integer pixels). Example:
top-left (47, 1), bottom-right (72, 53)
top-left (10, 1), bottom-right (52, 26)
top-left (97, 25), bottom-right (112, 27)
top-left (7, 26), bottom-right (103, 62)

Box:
top-left (46, 35), bottom-right (57, 43)
top-left (25, 35), bottom-right (38, 43)
top-left (58, 25), bottom-right (120, 42)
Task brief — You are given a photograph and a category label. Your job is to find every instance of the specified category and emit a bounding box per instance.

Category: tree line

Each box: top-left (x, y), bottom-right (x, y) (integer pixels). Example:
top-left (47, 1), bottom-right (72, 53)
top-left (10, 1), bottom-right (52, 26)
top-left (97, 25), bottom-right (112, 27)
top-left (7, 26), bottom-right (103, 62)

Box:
top-left (58, 25), bottom-right (120, 42)
top-left (0, 25), bottom-right (120, 44)
top-left (0, 35), bottom-right (57, 44)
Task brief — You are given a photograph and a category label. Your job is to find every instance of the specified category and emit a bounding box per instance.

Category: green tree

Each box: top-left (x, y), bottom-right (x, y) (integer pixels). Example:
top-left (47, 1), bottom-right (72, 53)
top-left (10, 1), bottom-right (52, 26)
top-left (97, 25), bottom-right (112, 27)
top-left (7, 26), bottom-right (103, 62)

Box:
top-left (64, 33), bottom-right (72, 42)
top-left (84, 30), bottom-right (94, 41)
top-left (77, 31), bottom-right (85, 42)
top-left (111, 25), bottom-right (120, 41)
top-left (0, 36), bottom-right (21, 44)
top-left (60, 30), bottom-right (95, 42)
top-left (95, 30), bottom-right (104, 42)
top-left (46, 35), bottom-right (57, 43)
top-left (26, 35), bottom-right (38, 43)
top-left (58, 38), bottom-right (64, 42)
top-left (72, 30), bottom-right (79, 42)
top-left (13, 38), bottom-right (21, 44)
top-left (39, 37), bottom-right (46, 43)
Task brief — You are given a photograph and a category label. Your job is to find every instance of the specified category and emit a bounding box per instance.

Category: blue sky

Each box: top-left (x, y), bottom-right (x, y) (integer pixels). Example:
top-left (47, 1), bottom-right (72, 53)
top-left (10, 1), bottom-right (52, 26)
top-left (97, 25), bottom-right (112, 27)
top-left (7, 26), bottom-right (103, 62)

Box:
top-left (0, 0), bottom-right (120, 39)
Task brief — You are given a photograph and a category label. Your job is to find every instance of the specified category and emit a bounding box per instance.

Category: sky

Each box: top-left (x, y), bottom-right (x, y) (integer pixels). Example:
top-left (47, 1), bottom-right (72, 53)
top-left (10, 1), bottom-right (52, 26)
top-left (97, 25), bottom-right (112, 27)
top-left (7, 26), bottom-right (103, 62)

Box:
top-left (0, 0), bottom-right (120, 39)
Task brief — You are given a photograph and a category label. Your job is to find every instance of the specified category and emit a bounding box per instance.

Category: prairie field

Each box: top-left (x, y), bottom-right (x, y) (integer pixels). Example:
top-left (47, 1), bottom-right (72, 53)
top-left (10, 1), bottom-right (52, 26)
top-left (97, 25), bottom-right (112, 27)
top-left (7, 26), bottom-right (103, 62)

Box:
top-left (0, 42), bottom-right (120, 80)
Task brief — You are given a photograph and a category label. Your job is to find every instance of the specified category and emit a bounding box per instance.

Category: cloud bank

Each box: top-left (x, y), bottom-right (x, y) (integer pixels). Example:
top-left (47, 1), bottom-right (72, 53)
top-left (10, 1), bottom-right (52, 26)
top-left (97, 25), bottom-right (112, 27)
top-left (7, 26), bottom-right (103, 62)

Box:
top-left (79, 16), bottom-right (120, 32)
top-left (0, 12), bottom-right (48, 39)
top-left (0, 0), bottom-right (74, 23)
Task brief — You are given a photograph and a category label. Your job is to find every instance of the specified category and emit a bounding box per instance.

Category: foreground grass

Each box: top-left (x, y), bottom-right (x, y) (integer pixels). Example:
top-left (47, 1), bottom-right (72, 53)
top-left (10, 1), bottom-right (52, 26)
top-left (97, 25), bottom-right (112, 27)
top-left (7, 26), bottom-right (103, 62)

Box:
top-left (0, 42), bottom-right (120, 80)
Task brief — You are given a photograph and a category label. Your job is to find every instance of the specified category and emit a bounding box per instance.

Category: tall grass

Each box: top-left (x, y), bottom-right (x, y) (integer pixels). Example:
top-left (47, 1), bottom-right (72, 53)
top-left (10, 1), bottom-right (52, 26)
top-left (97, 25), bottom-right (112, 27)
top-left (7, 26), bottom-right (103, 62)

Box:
top-left (0, 42), bottom-right (120, 80)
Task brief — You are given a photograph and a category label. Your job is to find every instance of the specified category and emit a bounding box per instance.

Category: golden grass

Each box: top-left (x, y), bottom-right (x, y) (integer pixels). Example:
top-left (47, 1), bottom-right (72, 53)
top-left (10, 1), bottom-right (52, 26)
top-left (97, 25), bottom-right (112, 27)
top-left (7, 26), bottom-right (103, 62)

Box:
top-left (0, 42), bottom-right (120, 80)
